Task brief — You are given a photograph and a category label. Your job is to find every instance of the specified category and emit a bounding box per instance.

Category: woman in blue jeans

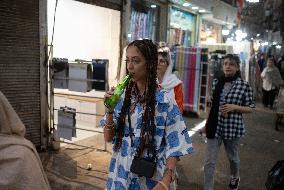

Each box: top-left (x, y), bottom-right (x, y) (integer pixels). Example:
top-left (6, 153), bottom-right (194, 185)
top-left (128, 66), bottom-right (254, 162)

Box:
top-left (204, 54), bottom-right (255, 190)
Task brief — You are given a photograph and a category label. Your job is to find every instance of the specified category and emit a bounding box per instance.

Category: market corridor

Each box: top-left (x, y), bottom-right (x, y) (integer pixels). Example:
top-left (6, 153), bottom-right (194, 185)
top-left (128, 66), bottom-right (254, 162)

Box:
top-left (43, 103), bottom-right (284, 190)
top-left (177, 106), bottom-right (284, 190)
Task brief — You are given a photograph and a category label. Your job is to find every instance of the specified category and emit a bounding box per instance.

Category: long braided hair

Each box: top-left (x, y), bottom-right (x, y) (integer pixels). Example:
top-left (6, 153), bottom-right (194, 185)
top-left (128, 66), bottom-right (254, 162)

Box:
top-left (114, 39), bottom-right (158, 155)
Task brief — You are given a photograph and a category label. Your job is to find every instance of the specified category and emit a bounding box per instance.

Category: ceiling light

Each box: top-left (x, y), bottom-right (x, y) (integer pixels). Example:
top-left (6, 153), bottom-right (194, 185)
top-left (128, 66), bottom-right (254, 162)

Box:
top-left (276, 45), bottom-right (282, 49)
top-left (236, 36), bottom-right (243, 42)
top-left (206, 37), bottom-right (216, 44)
top-left (251, 37), bottom-right (254, 40)
top-left (150, 4), bottom-right (157, 8)
top-left (235, 29), bottom-right (242, 35)
top-left (272, 41), bottom-right (277, 45)
top-left (222, 29), bottom-right (230, 36)
top-left (192, 6), bottom-right (199, 10)
top-left (246, 0), bottom-right (259, 3)
top-left (182, 3), bottom-right (190, 7)
top-left (127, 33), bottom-right (132, 38)
top-left (261, 41), bottom-right (268, 46)
top-left (199, 10), bottom-right (206, 13)
top-left (256, 34), bottom-right (260, 37)
top-left (234, 30), bottom-right (247, 39)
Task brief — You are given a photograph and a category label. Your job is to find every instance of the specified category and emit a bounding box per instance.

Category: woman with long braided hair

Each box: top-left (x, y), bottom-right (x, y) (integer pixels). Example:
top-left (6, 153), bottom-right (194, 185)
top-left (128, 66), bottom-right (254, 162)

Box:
top-left (101, 39), bottom-right (193, 190)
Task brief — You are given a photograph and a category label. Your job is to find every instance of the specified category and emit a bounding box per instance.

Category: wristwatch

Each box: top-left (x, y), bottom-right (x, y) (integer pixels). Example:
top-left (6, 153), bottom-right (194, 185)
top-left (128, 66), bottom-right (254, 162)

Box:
top-left (163, 168), bottom-right (176, 182)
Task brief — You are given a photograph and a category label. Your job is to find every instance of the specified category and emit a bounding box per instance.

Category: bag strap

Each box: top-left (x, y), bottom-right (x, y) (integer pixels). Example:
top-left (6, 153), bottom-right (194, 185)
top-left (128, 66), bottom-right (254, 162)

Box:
top-left (128, 111), bottom-right (156, 161)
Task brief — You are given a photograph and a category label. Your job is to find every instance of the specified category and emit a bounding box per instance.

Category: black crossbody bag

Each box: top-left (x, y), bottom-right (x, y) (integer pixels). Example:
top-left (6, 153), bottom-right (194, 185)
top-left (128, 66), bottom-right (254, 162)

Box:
top-left (130, 156), bottom-right (156, 178)
top-left (128, 112), bottom-right (156, 178)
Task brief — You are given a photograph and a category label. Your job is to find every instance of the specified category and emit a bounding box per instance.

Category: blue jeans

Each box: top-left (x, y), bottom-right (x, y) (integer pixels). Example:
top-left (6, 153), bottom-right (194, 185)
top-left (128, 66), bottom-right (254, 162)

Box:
top-left (204, 137), bottom-right (240, 190)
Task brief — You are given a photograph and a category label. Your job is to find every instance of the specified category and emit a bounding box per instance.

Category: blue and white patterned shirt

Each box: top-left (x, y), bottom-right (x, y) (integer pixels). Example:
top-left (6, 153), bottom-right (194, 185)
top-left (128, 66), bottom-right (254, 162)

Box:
top-left (100, 89), bottom-right (193, 190)
top-left (211, 78), bottom-right (255, 139)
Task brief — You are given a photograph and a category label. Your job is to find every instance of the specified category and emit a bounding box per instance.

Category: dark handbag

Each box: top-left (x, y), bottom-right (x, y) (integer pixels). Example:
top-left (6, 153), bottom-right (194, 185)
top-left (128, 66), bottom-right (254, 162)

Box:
top-left (265, 160), bottom-right (284, 190)
top-left (130, 156), bottom-right (156, 178)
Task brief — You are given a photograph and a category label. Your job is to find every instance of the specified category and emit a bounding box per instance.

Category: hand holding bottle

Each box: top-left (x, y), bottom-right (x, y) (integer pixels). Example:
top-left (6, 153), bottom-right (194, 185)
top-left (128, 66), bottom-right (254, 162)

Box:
top-left (104, 74), bottom-right (132, 110)
top-left (104, 87), bottom-right (115, 113)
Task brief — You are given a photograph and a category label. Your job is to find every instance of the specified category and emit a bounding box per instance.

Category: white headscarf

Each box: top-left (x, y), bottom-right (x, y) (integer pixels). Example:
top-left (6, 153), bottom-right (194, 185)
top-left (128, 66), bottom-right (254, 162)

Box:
top-left (158, 46), bottom-right (182, 90)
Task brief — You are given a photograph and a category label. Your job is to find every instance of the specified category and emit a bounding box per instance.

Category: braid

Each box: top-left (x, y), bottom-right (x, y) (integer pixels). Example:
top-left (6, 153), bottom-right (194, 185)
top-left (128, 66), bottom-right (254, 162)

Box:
top-left (131, 39), bottom-right (158, 155)
top-left (114, 81), bottom-right (134, 151)
top-left (143, 41), bottom-right (157, 151)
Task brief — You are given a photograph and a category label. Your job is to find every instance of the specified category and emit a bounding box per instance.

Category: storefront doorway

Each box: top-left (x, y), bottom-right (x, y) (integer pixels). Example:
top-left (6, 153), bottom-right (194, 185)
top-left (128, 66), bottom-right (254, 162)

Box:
top-left (47, 0), bottom-right (121, 150)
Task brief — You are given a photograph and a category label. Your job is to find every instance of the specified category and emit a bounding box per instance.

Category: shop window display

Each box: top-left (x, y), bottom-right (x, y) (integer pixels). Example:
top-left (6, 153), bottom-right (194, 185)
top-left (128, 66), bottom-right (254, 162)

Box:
top-left (129, 2), bottom-right (159, 41)
top-left (200, 20), bottom-right (222, 44)
top-left (169, 7), bottom-right (196, 47)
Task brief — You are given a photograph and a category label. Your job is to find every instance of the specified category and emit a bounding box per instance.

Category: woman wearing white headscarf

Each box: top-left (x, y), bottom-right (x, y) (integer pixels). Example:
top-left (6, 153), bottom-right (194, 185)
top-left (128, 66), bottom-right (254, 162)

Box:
top-left (157, 44), bottom-right (183, 113)
top-left (156, 44), bottom-right (184, 189)
top-left (0, 91), bottom-right (51, 190)
top-left (261, 57), bottom-right (282, 109)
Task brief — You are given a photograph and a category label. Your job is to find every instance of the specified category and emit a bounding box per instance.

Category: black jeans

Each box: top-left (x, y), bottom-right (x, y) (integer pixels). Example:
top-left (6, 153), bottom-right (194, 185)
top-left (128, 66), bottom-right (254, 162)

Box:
top-left (262, 88), bottom-right (277, 107)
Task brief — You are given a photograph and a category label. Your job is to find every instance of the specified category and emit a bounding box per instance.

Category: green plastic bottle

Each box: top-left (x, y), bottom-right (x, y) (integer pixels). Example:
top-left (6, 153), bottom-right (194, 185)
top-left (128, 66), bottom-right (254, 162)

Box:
top-left (104, 74), bottom-right (132, 109)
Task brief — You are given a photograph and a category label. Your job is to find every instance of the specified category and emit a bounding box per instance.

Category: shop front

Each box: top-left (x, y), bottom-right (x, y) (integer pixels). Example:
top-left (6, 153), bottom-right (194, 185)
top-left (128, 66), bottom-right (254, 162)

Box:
top-left (48, 0), bottom-right (121, 88)
top-left (47, 0), bottom-right (123, 150)
top-left (168, 0), bottom-right (217, 47)
top-left (167, 1), bottom-right (210, 114)
top-left (200, 19), bottom-right (222, 45)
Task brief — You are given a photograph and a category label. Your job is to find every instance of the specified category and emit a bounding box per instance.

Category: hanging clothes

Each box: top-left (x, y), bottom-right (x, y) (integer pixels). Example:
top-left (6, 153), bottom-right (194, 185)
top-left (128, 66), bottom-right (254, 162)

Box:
top-left (129, 9), bottom-right (156, 41)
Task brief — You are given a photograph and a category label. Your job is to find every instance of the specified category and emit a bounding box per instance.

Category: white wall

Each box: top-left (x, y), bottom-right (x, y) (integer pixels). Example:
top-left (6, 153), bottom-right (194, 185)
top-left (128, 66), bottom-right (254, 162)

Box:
top-left (48, 0), bottom-right (121, 86)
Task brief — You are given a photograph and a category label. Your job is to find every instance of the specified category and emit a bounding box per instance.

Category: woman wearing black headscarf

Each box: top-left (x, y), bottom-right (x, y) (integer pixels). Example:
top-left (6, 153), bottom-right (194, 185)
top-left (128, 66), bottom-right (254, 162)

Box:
top-left (204, 54), bottom-right (255, 190)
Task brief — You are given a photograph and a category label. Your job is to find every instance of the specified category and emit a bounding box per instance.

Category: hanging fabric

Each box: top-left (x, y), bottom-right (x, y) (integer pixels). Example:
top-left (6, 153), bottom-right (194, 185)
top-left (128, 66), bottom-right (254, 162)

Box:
top-left (171, 47), bottom-right (209, 114)
top-left (129, 9), bottom-right (156, 41)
